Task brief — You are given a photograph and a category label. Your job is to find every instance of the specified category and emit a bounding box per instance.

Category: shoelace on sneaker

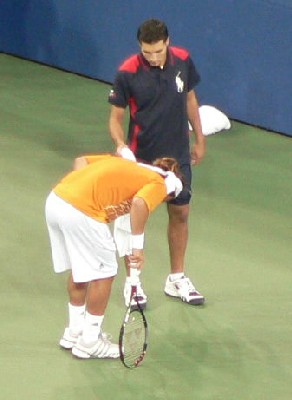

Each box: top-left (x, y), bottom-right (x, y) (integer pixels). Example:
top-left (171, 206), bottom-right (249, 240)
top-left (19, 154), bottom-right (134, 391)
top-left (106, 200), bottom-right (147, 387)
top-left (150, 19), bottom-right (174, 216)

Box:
top-left (100, 332), bottom-right (113, 343)
top-left (92, 333), bottom-right (115, 357)
top-left (175, 277), bottom-right (198, 295)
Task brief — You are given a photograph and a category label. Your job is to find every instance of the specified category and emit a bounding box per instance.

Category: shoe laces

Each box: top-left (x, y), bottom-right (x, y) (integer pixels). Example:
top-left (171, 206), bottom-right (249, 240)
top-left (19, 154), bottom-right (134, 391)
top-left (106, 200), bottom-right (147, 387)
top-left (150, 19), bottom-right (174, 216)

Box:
top-left (99, 331), bottom-right (113, 343)
top-left (94, 332), bottom-right (115, 356)
top-left (175, 277), bottom-right (197, 294)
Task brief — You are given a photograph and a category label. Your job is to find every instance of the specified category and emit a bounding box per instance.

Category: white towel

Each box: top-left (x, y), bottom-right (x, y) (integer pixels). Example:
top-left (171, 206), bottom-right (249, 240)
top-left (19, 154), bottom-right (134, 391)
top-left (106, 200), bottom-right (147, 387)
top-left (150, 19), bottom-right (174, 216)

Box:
top-left (138, 163), bottom-right (183, 197)
top-left (119, 146), bottom-right (182, 197)
top-left (189, 105), bottom-right (231, 136)
top-left (114, 148), bottom-right (135, 257)
top-left (119, 147), bottom-right (136, 161)
top-left (113, 214), bottom-right (132, 257)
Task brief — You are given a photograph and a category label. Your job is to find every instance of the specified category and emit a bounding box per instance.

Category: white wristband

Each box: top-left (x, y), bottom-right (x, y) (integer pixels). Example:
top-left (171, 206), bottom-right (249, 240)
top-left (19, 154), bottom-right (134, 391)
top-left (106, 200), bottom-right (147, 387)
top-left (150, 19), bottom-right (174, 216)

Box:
top-left (131, 234), bottom-right (144, 249)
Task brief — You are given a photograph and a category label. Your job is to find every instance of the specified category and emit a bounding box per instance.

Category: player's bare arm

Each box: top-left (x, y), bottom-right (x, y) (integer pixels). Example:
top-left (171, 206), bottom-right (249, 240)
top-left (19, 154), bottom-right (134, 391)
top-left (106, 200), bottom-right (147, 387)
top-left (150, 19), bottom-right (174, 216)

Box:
top-left (129, 196), bottom-right (150, 269)
top-left (109, 105), bottom-right (127, 151)
top-left (187, 90), bottom-right (206, 165)
top-left (73, 156), bottom-right (88, 170)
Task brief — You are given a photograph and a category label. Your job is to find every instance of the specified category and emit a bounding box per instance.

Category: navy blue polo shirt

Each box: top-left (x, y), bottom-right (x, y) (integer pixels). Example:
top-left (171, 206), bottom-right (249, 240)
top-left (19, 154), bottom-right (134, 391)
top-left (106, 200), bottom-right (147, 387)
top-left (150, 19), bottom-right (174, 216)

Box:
top-left (108, 46), bottom-right (200, 164)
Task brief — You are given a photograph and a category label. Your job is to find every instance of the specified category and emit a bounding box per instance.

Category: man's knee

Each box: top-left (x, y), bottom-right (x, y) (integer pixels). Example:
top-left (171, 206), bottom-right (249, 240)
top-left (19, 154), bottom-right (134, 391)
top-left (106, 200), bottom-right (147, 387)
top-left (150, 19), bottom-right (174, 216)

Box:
top-left (168, 204), bottom-right (189, 224)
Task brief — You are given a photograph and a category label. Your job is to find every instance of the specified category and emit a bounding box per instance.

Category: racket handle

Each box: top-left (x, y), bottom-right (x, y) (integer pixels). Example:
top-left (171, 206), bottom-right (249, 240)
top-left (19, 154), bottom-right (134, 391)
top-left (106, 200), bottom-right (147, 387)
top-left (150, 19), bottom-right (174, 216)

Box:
top-left (129, 267), bottom-right (140, 284)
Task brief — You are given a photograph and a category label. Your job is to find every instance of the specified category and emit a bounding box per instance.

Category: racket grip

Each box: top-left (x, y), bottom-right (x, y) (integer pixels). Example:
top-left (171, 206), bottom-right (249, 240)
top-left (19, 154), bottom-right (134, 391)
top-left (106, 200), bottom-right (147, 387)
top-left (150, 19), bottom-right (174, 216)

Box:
top-left (129, 267), bottom-right (140, 284)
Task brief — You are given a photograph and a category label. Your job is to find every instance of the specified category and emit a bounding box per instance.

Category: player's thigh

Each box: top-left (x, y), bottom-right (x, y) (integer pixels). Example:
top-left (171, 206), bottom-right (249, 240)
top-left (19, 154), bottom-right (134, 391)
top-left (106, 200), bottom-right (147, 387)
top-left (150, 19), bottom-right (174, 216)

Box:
top-left (62, 212), bottom-right (118, 282)
top-left (45, 192), bottom-right (71, 272)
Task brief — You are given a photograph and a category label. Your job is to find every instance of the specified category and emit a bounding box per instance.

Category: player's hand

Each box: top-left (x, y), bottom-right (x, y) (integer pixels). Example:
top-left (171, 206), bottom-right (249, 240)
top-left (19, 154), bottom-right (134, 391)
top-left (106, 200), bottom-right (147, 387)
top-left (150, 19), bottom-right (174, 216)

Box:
top-left (191, 137), bottom-right (206, 165)
top-left (116, 144), bottom-right (126, 156)
top-left (128, 250), bottom-right (144, 270)
top-left (116, 145), bottom-right (136, 161)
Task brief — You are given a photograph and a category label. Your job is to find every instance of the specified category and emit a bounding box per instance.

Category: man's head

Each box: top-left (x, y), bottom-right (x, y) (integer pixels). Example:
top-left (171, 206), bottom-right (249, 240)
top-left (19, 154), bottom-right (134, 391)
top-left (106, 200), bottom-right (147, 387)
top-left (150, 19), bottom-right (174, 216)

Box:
top-left (137, 19), bottom-right (169, 44)
top-left (152, 157), bottom-right (180, 175)
top-left (137, 19), bottom-right (169, 67)
top-left (152, 157), bottom-right (184, 199)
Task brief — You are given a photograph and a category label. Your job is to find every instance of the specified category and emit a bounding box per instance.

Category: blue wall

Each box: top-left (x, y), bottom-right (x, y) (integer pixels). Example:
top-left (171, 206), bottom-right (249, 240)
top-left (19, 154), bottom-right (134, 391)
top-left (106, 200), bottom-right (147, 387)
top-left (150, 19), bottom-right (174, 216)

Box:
top-left (1, 0), bottom-right (291, 135)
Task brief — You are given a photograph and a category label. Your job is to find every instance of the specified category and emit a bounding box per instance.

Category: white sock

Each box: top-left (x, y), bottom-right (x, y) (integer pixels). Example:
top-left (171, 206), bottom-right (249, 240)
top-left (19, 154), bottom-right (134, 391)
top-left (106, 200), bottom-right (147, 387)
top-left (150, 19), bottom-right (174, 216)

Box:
top-left (68, 303), bottom-right (85, 335)
top-left (82, 312), bottom-right (104, 344)
top-left (169, 273), bottom-right (184, 282)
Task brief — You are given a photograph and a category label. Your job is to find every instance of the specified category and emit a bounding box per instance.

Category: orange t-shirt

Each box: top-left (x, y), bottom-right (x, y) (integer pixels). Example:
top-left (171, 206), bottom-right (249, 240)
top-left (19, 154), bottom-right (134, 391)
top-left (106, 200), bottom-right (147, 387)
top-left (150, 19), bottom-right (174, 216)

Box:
top-left (53, 154), bottom-right (167, 223)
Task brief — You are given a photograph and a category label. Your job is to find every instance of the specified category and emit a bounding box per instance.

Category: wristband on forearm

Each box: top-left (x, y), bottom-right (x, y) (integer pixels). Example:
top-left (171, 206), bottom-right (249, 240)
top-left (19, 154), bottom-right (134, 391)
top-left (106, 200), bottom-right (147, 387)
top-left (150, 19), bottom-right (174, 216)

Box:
top-left (131, 233), bottom-right (144, 249)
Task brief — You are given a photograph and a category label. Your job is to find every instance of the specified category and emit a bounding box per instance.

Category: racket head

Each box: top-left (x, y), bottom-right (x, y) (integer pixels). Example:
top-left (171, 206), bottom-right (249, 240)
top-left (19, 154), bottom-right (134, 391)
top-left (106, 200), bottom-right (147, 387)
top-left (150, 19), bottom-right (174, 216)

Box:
top-left (119, 305), bottom-right (148, 368)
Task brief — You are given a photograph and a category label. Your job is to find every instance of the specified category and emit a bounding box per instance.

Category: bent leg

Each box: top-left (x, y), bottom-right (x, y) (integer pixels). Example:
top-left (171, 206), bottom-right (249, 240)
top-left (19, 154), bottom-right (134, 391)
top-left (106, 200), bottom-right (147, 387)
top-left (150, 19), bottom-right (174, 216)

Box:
top-left (86, 276), bottom-right (115, 316)
top-left (167, 203), bottom-right (189, 273)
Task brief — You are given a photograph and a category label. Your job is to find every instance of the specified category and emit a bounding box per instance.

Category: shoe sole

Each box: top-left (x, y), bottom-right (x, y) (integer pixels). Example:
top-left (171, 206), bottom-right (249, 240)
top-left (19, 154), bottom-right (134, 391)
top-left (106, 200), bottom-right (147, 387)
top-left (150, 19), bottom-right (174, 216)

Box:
top-left (59, 339), bottom-right (77, 350)
top-left (72, 347), bottom-right (91, 359)
top-left (164, 291), bottom-right (205, 306)
top-left (72, 346), bottom-right (119, 359)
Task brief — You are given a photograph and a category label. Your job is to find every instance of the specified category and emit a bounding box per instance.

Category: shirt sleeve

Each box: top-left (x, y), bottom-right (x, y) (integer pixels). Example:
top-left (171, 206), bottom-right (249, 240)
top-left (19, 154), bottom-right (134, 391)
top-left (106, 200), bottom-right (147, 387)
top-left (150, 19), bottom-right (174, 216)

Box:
top-left (108, 72), bottom-right (130, 108)
top-left (187, 56), bottom-right (201, 91)
top-left (134, 181), bottom-right (167, 212)
top-left (84, 154), bottom-right (112, 164)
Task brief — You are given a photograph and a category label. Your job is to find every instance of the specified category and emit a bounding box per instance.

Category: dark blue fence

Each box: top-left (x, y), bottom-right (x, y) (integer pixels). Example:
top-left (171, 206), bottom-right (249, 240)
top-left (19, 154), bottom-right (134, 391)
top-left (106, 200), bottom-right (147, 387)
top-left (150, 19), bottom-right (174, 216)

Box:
top-left (1, 0), bottom-right (291, 135)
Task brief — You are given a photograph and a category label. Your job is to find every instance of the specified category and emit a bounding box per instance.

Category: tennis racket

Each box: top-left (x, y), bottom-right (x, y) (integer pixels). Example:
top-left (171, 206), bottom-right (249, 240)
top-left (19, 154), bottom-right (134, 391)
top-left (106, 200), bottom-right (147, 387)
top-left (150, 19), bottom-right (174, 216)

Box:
top-left (119, 267), bottom-right (148, 368)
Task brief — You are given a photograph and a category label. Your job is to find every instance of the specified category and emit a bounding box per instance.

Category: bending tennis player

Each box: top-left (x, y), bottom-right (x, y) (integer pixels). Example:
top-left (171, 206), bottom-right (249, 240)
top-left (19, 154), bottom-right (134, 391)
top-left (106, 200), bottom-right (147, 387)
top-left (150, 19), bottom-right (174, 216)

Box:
top-left (45, 153), bottom-right (183, 359)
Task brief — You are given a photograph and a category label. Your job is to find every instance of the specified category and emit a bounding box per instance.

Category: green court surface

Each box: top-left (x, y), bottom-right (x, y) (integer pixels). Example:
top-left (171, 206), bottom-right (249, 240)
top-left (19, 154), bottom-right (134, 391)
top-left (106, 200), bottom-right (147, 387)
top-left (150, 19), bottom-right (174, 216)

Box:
top-left (0, 54), bottom-right (291, 400)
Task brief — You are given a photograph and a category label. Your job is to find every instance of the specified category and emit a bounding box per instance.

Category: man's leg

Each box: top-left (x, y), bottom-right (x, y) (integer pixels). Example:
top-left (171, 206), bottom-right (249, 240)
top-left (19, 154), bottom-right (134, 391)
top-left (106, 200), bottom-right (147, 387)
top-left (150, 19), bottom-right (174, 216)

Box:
top-left (67, 272), bottom-right (88, 306)
top-left (80, 276), bottom-right (114, 343)
top-left (59, 273), bottom-right (87, 349)
top-left (164, 203), bottom-right (205, 305)
top-left (167, 203), bottom-right (189, 273)
top-left (71, 275), bottom-right (119, 359)
top-left (85, 276), bottom-right (114, 316)
top-left (61, 274), bottom-right (115, 349)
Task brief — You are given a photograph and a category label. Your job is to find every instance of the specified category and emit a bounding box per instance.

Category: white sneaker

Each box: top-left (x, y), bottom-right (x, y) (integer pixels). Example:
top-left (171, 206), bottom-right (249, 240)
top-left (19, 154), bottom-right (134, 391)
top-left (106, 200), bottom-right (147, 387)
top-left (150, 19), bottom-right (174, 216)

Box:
top-left (164, 275), bottom-right (205, 305)
top-left (72, 332), bottom-right (119, 359)
top-left (124, 279), bottom-right (147, 310)
top-left (59, 327), bottom-right (80, 349)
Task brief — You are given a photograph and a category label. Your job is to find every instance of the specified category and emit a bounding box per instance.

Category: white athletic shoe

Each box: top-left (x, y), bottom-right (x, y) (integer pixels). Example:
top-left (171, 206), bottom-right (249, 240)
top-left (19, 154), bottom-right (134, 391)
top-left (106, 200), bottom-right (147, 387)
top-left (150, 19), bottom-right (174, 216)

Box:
top-left (124, 279), bottom-right (147, 310)
top-left (164, 275), bottom-right (205, 305)
top-left (72, 332), bottom-right (119, 359)
top-left (59, 327), bottom-right (80, 350)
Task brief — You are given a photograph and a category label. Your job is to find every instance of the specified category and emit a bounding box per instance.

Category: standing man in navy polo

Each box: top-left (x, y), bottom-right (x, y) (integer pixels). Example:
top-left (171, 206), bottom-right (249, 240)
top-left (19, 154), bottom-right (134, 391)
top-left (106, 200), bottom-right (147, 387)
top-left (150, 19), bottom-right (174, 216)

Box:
top-left (108, 18), bottom-right (206, 308)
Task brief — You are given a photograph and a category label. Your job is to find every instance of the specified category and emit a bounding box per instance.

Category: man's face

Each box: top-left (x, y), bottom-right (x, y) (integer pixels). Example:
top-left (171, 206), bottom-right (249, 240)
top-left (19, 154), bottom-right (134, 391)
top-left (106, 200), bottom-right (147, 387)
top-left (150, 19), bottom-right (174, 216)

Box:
top-left (140, 38), bottom-right (169, 67)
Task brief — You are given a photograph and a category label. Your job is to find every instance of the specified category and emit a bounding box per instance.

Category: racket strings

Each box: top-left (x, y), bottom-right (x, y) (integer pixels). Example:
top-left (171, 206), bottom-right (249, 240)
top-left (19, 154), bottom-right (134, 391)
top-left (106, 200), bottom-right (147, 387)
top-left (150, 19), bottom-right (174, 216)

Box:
top-left (122, 311), bottom-right (146, 367)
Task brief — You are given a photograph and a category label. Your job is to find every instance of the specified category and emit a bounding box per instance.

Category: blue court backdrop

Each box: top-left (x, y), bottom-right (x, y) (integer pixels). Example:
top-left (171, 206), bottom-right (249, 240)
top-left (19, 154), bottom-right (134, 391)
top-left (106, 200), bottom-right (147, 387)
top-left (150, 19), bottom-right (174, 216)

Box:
top-left (0, 0), bottom-right (291, 136)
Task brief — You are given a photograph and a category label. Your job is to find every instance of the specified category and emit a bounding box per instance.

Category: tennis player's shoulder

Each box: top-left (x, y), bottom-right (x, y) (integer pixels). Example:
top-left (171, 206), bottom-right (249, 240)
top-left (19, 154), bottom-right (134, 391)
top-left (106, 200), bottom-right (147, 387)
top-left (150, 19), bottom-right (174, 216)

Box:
top-left (119, 54), bottom-right (141, 73)
top-left (170, 46), bottom-right (190, 61)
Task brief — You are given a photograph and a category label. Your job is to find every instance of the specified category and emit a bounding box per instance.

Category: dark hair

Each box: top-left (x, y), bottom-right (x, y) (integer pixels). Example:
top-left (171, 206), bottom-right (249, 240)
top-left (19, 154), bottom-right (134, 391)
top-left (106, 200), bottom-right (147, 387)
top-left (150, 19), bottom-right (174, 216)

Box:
top-left (152, 157), bottom-right (185, 185)
top-left (152, 157), bottom-right (179, 173)
top-left (137, 19), bottom-right (169, 44)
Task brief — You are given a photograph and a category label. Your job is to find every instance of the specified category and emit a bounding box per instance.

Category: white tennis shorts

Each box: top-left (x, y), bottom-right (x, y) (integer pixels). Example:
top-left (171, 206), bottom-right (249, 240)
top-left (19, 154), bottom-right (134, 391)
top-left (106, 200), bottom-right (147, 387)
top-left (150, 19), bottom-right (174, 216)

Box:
top-left (45, 192), bottom-right (118, 282)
